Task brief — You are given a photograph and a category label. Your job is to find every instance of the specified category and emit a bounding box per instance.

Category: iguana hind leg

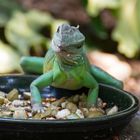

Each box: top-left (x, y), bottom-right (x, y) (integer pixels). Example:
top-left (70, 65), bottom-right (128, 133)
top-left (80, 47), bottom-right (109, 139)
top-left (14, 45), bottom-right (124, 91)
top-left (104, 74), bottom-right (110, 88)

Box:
top-left (20, 56), bottom-right (44, 74)
top-left (90, 65), bottom-right (123, 89)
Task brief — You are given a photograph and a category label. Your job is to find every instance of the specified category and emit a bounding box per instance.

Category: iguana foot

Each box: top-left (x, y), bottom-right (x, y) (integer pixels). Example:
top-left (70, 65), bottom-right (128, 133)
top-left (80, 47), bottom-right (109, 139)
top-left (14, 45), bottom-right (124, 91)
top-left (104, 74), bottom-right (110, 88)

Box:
top-left (32, 103), bottom-right (44, 113)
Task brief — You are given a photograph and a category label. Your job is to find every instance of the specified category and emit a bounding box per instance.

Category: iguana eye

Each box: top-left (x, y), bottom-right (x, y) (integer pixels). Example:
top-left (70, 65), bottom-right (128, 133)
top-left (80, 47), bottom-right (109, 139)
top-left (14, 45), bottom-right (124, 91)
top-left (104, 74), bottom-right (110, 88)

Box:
top-left (76, 45), bottom-right (81, 49)
top-left (58, 45), bottom-right (63, 49)
top-left (61, 49), bottom-right (67, 52)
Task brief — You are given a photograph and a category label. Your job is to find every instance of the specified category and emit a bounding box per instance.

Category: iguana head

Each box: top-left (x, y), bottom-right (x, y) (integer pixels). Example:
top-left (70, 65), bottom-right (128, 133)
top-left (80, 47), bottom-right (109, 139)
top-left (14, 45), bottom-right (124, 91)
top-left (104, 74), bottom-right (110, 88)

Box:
top-left (51, 24), bottom-right (85, 53)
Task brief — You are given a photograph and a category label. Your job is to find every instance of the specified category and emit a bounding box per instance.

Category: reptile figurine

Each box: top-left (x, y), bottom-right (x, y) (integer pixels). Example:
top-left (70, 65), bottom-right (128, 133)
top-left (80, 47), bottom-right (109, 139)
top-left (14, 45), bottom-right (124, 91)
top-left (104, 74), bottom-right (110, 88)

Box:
top-left (20, 24), bottom-right (123, 112)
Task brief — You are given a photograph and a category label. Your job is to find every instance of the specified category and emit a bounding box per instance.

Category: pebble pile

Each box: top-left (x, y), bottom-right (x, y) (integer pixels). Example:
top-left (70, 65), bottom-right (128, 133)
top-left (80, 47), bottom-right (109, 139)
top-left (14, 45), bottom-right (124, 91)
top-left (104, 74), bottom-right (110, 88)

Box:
top-left (0, 89), bottom-right (118, 120)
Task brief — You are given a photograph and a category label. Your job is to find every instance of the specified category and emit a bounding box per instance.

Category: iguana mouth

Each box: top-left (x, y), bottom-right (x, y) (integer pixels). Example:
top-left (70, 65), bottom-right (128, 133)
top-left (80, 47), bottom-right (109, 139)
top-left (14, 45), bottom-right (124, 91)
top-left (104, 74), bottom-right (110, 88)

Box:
top-left (57, 51), bottom-right (84, 67)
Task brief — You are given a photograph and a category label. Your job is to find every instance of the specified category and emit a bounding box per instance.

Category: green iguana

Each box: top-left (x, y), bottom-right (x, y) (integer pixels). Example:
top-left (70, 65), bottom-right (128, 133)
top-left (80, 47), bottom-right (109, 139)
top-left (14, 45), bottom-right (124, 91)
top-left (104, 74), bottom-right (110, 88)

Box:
top-left (20, 24), bottom-right (123, 112)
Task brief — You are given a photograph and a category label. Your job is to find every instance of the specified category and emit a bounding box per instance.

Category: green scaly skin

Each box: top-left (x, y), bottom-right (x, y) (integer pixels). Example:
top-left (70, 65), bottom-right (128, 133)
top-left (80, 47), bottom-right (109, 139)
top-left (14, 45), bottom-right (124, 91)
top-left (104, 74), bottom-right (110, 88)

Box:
top-left (20, 24), bottom-right (123, 112)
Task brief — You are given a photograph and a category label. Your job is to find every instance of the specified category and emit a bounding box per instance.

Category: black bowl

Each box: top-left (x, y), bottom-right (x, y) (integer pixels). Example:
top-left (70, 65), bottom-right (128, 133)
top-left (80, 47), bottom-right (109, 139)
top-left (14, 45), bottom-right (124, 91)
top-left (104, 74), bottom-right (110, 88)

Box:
top-left (0, 75), bottom-right (139, 140)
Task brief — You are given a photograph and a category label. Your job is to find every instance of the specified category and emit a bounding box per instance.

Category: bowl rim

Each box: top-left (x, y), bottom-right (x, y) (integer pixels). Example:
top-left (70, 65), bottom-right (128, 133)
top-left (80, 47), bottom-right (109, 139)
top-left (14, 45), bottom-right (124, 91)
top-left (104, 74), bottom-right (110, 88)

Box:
top-left (0, 74), bottom-right (139, 124)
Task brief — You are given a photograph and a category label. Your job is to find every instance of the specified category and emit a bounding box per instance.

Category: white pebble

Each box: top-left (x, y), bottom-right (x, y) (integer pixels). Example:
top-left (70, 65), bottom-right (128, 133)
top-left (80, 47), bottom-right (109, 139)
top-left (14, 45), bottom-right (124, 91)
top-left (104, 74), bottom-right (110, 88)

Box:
top-left (61, 101), bottom-right (67, 108)
top-left (55, 109), bottom-right (70, 119)
top-left (76, 109), bottom-right (84, 118)
top-left (12, 100), bottom-right (24, 107)
top-left (66, 114), bottom-right (79, 119)
top-left (0, 91), bottom-right (6, 97)
top-left (107, 105), bottom-right (118, 115)
top-left (23, 92), bottom-right (31, 100)
top-left (13, 108), bottom-right (27, 119)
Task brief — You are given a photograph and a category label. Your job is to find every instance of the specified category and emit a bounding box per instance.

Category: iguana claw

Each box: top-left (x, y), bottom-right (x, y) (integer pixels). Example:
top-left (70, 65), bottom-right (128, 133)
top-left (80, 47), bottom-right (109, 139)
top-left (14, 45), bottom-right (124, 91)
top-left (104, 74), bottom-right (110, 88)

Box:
top-left (32, 103), bottom-right (44, 113)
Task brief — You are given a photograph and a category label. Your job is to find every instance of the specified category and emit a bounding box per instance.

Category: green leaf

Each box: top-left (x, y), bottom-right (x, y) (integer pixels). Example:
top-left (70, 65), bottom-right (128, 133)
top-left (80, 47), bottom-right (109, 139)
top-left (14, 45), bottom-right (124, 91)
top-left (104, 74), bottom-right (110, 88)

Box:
top-left (112, 0), bottom-right (140, 58)
top-left (90, 17), bottom-right (108, 39)
top-left (82, 0), bottom-right (88, 7)
top-left (0, 0), bottom-right (22, 27)
top-left (5, 10), bottom-right (52, 56)
top-left (26, 10), bottom-right (53, 31)
top-left (86, 0), bottom-right (120, 16)
top-left (0, 41), bottom-right (21, 73)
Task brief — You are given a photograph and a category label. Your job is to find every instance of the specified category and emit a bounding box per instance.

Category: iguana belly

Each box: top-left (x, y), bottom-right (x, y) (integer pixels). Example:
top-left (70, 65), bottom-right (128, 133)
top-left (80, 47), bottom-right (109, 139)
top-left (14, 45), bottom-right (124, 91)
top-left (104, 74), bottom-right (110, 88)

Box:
top-left (51, 70), bottom-right (84, 90)
top-left (51, 78), bottom-right (83, 90)
top-left (50, 58), bottom-right (86, 90)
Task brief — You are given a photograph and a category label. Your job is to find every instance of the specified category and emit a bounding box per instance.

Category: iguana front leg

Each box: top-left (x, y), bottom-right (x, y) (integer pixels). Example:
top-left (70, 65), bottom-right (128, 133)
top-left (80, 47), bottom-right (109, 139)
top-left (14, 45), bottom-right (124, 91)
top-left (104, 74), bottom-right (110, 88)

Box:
top-left (20, 56), bottom-right (44, 74)
top-left (90, 65), bottom-right (123, 89)
top-left (30, 71), bottom-right (53, 112)
top-left (83, 72), bottom-right (99, 106)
